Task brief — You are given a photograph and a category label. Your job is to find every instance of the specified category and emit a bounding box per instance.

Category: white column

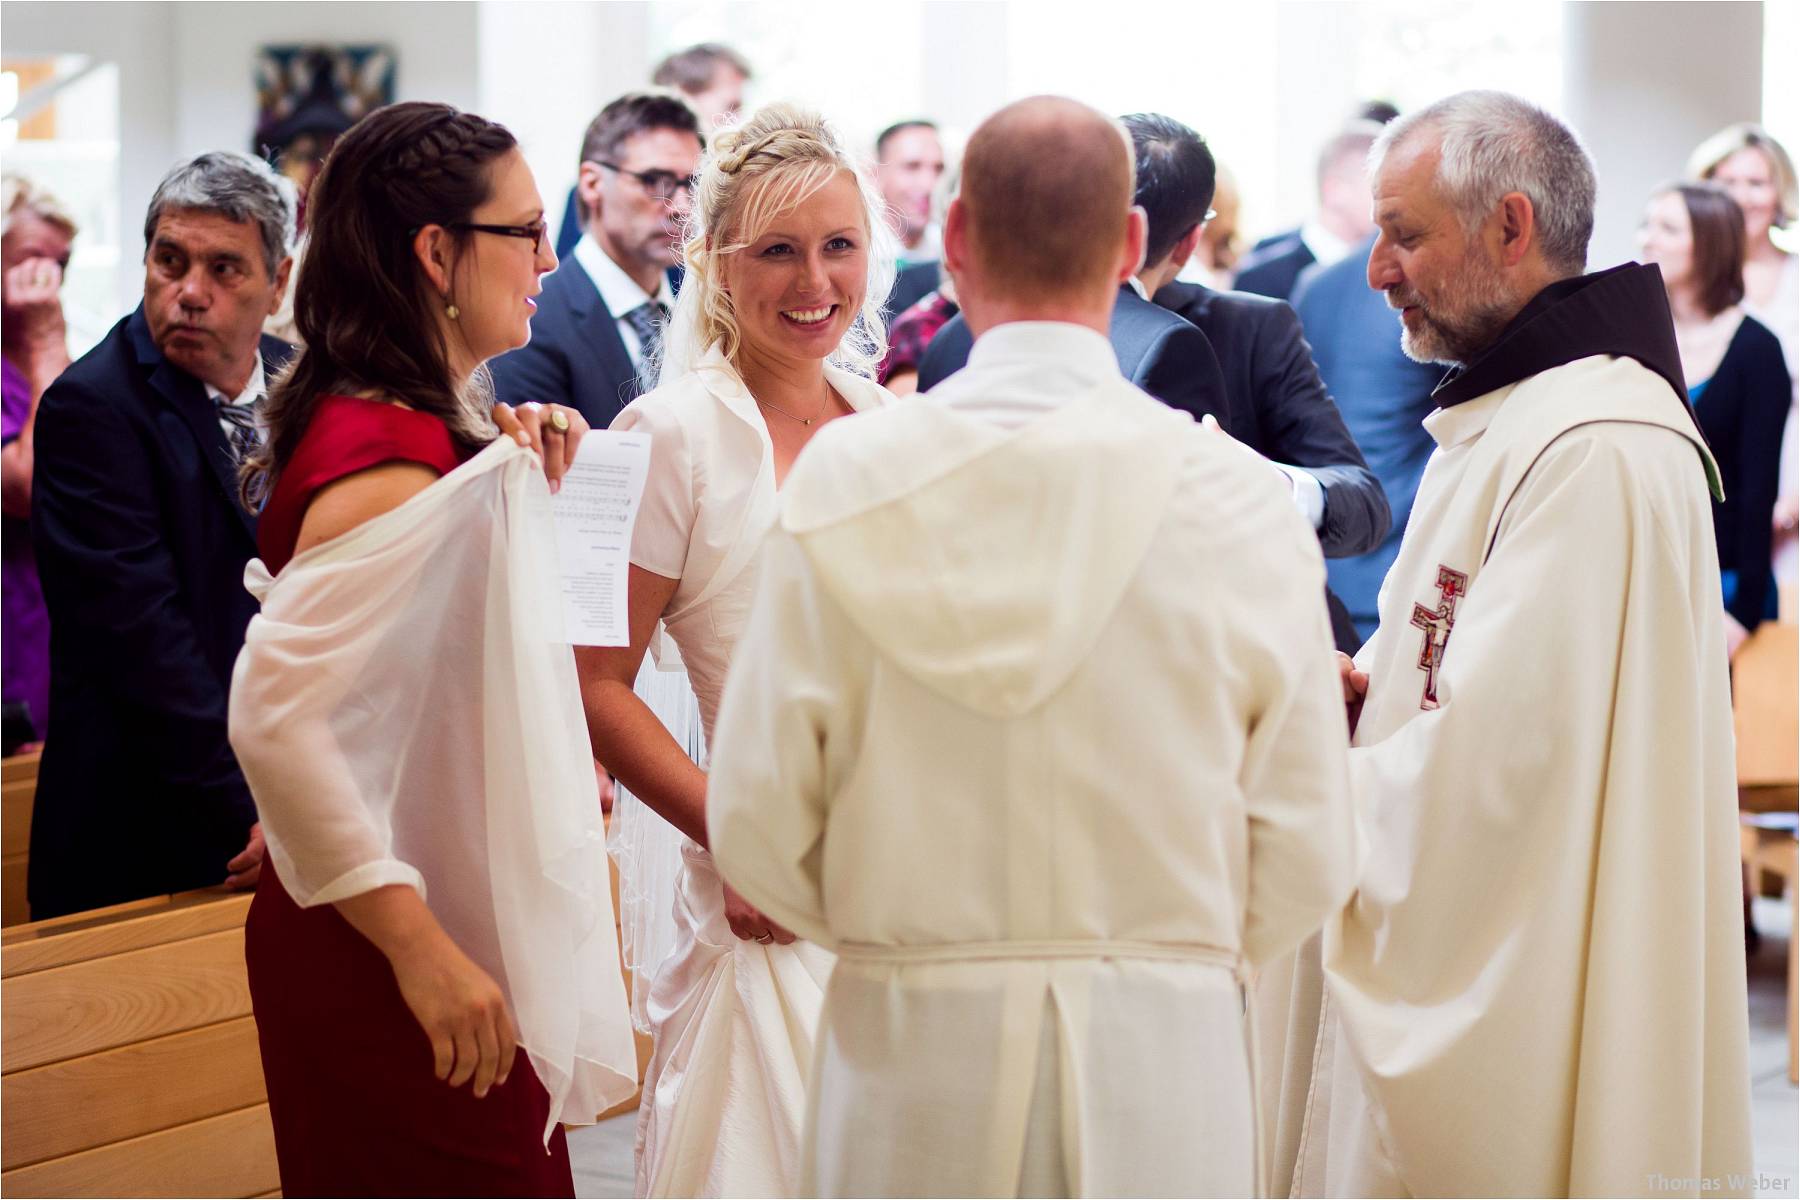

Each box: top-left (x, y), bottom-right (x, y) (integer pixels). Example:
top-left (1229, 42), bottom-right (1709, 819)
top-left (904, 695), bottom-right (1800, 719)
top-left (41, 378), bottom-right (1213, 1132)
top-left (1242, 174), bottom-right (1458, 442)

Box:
top-left (2, 0), bottom-right (178, 312)
top-left (1562, 0), bottom-right (1764, 270)
top-left (1272, 1), bottom-right (1361, 235)
top-left (925, 0), bottom-right (1008, 144)
top-left (476, 0), bottom-right (651, 228)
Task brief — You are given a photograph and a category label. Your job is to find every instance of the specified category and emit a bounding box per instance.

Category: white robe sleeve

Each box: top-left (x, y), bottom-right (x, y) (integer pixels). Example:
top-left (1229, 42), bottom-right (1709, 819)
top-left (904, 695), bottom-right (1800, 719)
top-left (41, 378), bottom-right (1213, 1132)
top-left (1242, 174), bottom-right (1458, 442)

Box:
top-left (707, 525), bottom-right (857, 946)
top-left (1233, 514), bottom-right (1360, 968)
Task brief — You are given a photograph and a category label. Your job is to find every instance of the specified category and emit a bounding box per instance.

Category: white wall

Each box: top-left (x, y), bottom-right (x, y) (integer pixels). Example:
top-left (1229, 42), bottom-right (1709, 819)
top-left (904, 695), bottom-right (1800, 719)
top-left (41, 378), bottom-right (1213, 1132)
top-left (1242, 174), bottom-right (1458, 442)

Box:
top-left (170, 1), bottom-right (480, 161)
top-left (2, 0), bottom-right (482, 309)
top-left (2, 0), bottom-right (176, 310)
top-left (1564, 1), bottom-right (1764, 269)
top-left (477, 0), bottom-right (650, 239)
top-left (1, 0), bottom-right (1782, 315)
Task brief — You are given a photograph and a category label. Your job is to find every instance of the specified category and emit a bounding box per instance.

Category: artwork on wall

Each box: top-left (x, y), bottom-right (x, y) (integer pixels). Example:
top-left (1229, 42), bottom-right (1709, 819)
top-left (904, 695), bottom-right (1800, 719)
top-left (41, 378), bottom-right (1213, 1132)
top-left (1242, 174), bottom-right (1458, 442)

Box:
top-left (254, 44), bottom-right (394, 228)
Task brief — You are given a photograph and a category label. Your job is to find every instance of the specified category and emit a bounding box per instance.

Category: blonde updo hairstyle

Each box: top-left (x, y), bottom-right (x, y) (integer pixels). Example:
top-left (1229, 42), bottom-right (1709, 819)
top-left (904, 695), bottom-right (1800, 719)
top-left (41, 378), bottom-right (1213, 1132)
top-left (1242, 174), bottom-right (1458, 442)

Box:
top-left (656, 102), bottom-right (896, 387)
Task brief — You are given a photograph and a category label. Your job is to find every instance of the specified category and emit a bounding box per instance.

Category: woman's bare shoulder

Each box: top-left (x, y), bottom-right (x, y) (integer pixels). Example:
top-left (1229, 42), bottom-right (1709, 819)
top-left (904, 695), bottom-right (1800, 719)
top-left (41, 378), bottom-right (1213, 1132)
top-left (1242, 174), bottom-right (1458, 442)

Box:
top-left (294, 461), bottom-right (440, 558)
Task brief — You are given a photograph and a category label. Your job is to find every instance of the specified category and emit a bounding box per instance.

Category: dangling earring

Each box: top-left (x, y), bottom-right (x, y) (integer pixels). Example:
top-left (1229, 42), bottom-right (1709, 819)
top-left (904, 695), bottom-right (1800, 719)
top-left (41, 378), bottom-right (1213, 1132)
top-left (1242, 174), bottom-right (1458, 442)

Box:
top-left (445, 301), bottom-right (460, 320)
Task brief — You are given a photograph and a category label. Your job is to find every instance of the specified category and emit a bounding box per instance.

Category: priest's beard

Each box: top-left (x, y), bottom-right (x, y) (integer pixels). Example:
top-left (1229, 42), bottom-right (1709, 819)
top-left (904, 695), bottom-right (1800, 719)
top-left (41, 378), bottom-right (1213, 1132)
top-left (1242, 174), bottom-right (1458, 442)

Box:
top-left (1390, 240), bottom-right (1519, 367)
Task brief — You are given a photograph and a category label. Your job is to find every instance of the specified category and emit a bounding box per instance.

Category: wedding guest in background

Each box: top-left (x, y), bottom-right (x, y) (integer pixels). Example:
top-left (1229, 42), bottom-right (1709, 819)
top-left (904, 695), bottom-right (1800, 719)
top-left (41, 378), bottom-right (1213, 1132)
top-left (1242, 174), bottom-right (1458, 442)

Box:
top-left (1, 174), bottom-right (77, 742)
top-left (28, 152), bottom-right (293, 918)
top-left (882, 162), bottom-right (962, 394)
top-left (1691, 124), bottom-right (1799, 600)
top-left (1234, 120), bottom-right (1380, 300)
top-left (495, 92), bottom-right (703, 427)
top-left (552, 42), bottom-right (749, 257)
top-left (875, 118), bottom-right (948, 268)
top-left (652, 41), bottom-right (752, 130)
top-left (1640, 181), bottom-right (1790, 653)
top-left (1177, 159), bottom-right (1243, 287)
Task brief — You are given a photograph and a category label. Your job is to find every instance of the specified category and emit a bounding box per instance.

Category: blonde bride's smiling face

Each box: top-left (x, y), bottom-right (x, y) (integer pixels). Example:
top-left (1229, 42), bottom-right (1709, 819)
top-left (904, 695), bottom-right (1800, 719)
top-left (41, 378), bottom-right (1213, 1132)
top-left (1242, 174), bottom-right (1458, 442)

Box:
top-left (720, 170), bottom-right (869, 367)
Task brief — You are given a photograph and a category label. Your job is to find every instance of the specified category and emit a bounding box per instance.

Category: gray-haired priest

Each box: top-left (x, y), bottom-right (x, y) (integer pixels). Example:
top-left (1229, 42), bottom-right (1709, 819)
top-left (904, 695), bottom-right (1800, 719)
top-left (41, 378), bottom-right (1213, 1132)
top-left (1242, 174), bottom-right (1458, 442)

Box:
top-left (1259, 90), bottom-right (1754, 1199)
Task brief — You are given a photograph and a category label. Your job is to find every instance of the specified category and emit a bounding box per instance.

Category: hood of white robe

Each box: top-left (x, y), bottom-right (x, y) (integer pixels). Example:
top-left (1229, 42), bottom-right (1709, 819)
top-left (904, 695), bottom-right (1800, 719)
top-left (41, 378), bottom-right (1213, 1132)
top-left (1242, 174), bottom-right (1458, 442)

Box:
top-left (779, 387), bottom-right (1190, 718)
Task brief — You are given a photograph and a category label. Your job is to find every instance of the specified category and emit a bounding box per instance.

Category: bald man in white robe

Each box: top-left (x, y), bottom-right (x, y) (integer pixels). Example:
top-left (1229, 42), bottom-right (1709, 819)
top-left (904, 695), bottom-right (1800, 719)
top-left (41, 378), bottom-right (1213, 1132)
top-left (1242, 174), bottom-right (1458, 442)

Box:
top-left (706, 96), bottom-right (1358, 1198)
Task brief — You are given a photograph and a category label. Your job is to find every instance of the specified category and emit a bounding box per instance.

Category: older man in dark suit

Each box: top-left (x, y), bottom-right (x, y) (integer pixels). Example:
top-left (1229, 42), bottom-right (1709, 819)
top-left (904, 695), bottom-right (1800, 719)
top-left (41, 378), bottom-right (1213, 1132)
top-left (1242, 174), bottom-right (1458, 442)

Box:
top-left (493, 92), bottom-right (702, 427)
top-left (29, 152), bottom-right (295, 918)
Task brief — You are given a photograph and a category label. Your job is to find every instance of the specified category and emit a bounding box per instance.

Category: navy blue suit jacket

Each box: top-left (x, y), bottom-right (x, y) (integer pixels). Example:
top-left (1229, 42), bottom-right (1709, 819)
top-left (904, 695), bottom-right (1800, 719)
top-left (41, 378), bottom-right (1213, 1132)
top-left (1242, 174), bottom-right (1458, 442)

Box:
top-left (915, 286), bottom-right (1232, 430)
top-left (1291, 241), bottom-right (1440, 640)
top-left (490, 258), bottom-right (662, 430)
top-left (884, 261), bottom-right (941, 328)
top-left (1232, 230), bottom-right (1315, 301)
top-left (29, 309), bottom-right (291, 918)
top-left (1154, 281), bottom-right (1389, 559)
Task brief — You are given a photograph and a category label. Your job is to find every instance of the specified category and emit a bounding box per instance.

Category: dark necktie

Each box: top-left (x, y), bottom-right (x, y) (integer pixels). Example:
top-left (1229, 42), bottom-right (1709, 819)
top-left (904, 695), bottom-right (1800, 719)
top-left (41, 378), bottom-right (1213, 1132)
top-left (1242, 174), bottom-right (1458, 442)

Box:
top-left (624, 300), bottom-right (670, 391)
top-left (217, 395), bottom-right (260, 462)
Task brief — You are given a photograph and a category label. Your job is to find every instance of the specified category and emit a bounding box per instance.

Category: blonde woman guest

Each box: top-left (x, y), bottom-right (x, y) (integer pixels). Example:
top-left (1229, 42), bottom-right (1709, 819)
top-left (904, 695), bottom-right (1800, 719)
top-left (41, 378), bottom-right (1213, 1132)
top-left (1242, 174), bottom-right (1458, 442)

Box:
top-left (577, 103), bottom-right (896, 1196)
top-left (1692, 124), bottom-right (1800, 595)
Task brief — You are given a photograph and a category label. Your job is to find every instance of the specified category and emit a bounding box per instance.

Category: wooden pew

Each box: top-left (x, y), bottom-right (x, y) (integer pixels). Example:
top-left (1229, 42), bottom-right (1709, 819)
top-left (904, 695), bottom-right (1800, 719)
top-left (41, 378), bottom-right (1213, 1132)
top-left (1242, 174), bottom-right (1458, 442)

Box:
top-left (1735, 621), bottom-right (1797, 814)
top-left (1, 810), bottom-right (650, 1196)
top-left (2, 750), bottom-right (40, 927)
top-left (1732, 621), bottom-right (1799, 1085)
top-left (1, 889), bottom-right (278, 1198)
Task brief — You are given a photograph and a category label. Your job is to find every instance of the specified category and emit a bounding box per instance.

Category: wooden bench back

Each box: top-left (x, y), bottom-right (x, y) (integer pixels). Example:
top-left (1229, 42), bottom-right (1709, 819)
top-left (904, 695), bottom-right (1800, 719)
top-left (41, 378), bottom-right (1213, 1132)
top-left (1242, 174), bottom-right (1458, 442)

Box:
top-left (1735, 622), bottom-right (1798, 798)
top-left (1, 889), bottom-right (278, 1198)
top-left (3, 751), bottom-right (40, 927)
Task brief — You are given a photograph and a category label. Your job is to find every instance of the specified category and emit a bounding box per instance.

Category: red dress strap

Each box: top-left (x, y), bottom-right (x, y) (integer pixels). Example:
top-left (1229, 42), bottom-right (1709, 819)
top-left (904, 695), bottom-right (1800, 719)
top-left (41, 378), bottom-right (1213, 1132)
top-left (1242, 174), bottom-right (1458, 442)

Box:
top-left (258, 394), bottom-right (462, 574)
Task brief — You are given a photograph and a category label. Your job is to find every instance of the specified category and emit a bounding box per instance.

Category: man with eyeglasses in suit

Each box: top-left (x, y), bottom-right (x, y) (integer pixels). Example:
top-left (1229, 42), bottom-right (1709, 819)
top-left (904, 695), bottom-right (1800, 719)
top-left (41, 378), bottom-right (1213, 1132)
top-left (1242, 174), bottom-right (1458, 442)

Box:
top-left (492, 91), bottom-right (702, 428)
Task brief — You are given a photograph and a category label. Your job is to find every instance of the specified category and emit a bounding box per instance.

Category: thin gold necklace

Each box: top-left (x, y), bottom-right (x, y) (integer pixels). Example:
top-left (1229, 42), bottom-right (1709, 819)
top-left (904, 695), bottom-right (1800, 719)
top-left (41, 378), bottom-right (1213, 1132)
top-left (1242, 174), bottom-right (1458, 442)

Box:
top-left (756, 386), bottom-right (833, 426)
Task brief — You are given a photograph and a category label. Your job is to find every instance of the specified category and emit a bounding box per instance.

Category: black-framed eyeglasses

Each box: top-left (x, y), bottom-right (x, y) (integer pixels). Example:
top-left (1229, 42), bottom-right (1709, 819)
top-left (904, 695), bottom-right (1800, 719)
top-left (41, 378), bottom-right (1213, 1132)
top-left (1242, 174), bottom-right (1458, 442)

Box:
top-left (593, 161), bottom-right (698, 203)
top-left (443, 220), bottom-right (549, 254)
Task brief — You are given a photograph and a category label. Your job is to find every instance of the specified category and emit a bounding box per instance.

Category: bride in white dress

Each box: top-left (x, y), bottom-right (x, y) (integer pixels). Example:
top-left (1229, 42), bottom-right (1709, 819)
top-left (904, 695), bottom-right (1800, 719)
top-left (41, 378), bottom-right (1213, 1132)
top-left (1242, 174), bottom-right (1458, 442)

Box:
top-left (578, 103), bottom-right (897, 1197)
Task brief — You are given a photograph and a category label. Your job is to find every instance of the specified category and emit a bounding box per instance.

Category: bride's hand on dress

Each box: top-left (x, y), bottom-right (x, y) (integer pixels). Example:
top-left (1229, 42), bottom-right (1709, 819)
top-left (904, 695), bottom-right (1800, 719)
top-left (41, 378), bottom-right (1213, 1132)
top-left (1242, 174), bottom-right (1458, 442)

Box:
top-left (494, 401), bottom-right (588, 493)
top-left (389, 926), bottom-right (521, 1097)
top-left (722, 881), bottom-right (796, 946)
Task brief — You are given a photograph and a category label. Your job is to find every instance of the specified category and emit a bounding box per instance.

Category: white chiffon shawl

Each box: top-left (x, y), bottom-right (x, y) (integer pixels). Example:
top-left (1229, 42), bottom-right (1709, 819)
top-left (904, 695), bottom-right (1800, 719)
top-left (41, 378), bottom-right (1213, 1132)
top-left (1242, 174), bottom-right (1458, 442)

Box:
top-left (228, 437), bottom-right (638, 1136)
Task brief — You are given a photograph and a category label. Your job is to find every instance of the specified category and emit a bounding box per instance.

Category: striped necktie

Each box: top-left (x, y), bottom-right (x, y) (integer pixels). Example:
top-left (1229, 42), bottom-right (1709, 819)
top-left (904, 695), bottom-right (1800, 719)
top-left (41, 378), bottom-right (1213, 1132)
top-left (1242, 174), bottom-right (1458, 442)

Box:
top-left (217, 396), bottom-right (260, 462)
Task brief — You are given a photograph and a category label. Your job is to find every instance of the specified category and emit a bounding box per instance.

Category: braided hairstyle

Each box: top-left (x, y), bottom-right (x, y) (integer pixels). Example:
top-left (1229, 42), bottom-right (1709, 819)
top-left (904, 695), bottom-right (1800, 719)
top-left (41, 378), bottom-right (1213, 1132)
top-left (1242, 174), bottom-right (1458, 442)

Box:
top-left (242, 101), bottom-right (517, 508)
top-left (656, 102), bottom-right (896, 388)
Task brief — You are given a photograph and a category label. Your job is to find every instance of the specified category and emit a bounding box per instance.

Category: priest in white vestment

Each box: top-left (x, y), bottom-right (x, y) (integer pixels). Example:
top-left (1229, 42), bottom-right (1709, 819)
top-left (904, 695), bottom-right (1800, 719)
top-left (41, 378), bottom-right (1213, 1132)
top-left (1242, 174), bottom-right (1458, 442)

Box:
top-left (707, 96), bottom-right (1358, 1199)
top-left (1259, 90), bottom-right (1755, 1200)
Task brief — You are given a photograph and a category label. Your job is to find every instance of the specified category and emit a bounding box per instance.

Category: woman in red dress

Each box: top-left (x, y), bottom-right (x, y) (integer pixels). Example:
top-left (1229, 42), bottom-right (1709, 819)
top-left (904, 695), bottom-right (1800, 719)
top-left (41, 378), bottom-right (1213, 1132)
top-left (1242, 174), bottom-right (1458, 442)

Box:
top-left (235, 102), bottom-right (593, 1197)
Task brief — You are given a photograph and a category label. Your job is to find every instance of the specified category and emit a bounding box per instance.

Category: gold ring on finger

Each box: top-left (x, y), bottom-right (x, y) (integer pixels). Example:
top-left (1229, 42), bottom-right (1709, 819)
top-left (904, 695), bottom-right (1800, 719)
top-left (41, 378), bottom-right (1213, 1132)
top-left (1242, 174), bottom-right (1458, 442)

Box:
top-left (547, 408), bottom-right (570, 433)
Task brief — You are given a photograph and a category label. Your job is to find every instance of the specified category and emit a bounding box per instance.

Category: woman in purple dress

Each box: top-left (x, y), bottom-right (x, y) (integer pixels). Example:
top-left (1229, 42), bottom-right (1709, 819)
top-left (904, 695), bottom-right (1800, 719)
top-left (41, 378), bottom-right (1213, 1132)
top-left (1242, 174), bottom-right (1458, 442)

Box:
top-left (1, 175), bottom-right (78, 742)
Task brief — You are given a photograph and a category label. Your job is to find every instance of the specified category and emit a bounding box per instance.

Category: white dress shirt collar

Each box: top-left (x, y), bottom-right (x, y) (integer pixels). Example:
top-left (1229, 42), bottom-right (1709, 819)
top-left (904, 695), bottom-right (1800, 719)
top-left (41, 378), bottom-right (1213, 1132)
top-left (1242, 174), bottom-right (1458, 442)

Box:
top-left (574, 234), bottom-right (674, 318)
top-left (1299, 219), bottom-right (1351, 269)
top-left (932, 321), bottom-right (1119, 428)
top-left (203, 355), bottom-right (266, 408)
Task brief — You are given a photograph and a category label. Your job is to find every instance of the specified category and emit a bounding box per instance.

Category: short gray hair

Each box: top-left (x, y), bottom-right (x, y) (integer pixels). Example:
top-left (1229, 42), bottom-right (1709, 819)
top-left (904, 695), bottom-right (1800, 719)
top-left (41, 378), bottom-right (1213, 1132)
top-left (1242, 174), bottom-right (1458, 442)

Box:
top-left (1372, 90), bottom-right (1596, 274)
top-left (143, 151), bottom-right (297, 277)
